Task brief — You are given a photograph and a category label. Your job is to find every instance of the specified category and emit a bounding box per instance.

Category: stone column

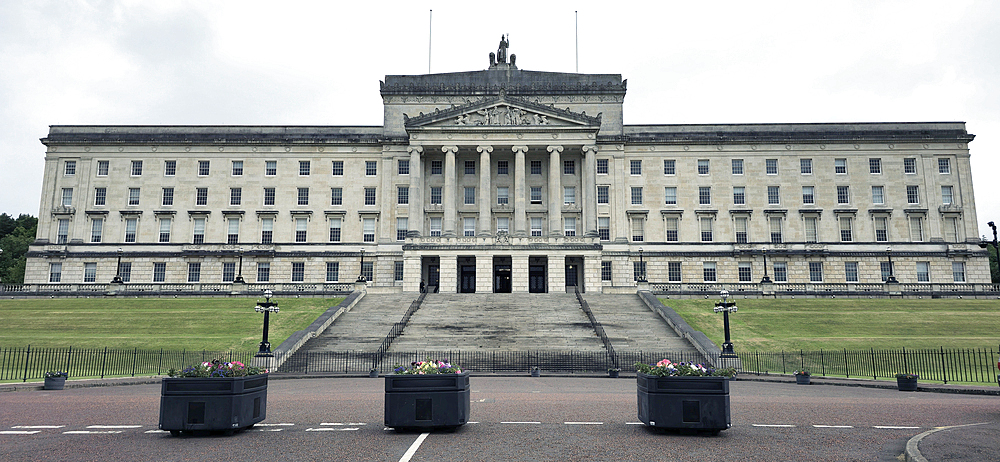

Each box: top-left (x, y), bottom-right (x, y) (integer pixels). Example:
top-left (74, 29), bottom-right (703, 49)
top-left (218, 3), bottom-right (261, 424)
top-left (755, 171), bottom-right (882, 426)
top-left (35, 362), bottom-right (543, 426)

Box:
top-left (512, 145), bottom-right (528, 236)
top-left (476, 253), bottom-right (493, 293)
top-left (407, 146), bottom-right (423, 237)
top-left (512, 253), bottom-right (529, 293)
top-left (582, 145), bottom-right (599, 237)
top-left (439, 254), bottom-right (458, 293)
top-left (477, 145), bottom-right (493, 236)
top-left (442, 146), bottom-right (458, 237)
top-left (547, 145), bottom-right (564, 237)
top-left (378, 150), bottom-right (394, 243)
top-left (548, 254), bottom-right (566, 293)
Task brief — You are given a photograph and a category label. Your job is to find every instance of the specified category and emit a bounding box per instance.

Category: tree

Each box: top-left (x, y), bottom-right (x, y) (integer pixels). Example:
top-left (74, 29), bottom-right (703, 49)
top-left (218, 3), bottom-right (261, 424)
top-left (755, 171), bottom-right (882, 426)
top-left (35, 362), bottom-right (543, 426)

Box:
top-left (0, 214), bottom-right (38, 284)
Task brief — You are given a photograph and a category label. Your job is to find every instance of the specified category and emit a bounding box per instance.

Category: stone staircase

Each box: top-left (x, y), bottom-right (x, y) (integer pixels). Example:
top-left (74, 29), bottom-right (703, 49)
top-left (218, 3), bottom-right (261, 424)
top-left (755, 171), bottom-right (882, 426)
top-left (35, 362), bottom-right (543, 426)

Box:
top-left (583, 294), bottom-right (701, 354)
top-left (389, 293), bottom-right (605, 351)
top-left (297, 292), bottom-right (417, 352)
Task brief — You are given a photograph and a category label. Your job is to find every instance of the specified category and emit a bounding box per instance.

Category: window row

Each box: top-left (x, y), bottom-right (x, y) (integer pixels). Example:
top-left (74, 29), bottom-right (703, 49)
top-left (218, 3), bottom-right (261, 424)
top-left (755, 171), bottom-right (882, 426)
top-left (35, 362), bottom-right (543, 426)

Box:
top-left (50, 260), bottom-right (401, 284)
top-left (613, 157), bottom-right (954, 176)
top-left (590, 260), bottom-right (967, 284)
top-left (611, 185), bottom-right (955, 207)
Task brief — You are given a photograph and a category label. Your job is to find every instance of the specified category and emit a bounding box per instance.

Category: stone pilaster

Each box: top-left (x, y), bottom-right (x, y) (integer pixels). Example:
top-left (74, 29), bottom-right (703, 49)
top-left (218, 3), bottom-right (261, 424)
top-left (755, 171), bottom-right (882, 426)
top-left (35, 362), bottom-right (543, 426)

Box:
top-left (548, 254), bottom-right (566, 293)
top-left (476, 253), bottom-right (493, 293)
top-left (442, 146), bottom-right (458, 237)
top-left (439, 254), bottom-right (458, 293)
top-left (512, 145), bottom-right (528, 237)
top-left (582, 145), bottom-right (599, 237)
top-left (547, 145), bottom-right (563, 237)
top-left (407, 146), bottom-right (423, 237)
top-left (477, 145), bottom-right (493, 236)
top-left (512, 253), bottom-right (529, 293)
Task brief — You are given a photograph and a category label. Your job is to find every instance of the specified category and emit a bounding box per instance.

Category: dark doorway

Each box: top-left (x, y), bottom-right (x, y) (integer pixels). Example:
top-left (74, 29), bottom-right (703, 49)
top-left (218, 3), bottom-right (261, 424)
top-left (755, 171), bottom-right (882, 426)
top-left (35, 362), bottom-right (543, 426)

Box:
top-left (460, 265), bottom-right (476, 293)
top-left (529, 265), bottom-right (546, 293)
top-left (565, 264), bottom-right (578, 289)
top-left (494, 266), bottom-right (512, 293)
top-left (427, 265), bottom-right (440, 293)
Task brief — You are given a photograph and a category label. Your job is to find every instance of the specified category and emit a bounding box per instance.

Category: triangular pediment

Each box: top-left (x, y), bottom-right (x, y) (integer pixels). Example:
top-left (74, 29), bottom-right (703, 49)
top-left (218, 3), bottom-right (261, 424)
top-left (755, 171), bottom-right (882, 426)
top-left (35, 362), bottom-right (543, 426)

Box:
top-left (403, 92), bottom-right (602, 129)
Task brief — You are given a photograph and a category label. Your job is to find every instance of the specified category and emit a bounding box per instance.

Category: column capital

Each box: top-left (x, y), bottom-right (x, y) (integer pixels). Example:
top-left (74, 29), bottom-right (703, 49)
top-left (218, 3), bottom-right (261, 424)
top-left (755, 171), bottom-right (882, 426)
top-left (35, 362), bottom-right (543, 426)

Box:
top-left (511, 145), bottom-right (529, 153)
top-left (407, 146), bottom-right (424, 155)
top-left (547, 145), bottom-right (564, 154)
top-left (477, 145), bottom-right (494, 154)
top-left (441, 146), bottom-right (459, 154)
top-left (582, 145), bottom-right (599, 155)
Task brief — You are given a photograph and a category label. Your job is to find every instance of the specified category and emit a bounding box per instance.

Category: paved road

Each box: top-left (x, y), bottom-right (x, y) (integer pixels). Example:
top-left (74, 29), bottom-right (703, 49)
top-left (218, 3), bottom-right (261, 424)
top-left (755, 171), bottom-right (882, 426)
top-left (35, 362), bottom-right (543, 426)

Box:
top-left (1, 377), bottom-right (997, 461)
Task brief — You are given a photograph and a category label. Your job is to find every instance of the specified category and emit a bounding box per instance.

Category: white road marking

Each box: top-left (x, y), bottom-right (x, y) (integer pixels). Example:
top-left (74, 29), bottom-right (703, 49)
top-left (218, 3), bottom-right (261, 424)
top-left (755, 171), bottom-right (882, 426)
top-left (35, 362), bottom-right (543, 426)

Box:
top-left (501, 421), bottom-right (541, 424)
top-left (564, 422), bottom-right (603, 425)
top-left (753, 424), bottom-right (797, 428)
top-left (399, 432), bottom-right (429, 462)
top-left (86, 425), bottom-right (142, 429)
top-left (12, 425), bottom-right (65, 429)
top-left (320, 422), bottom-right (367, 426)
top-left (64, 431), bottom-right (123, 434)
top-left (813, 425), bottom-right (854, 428)
top-left (305, 427), bottom-right (359, 432)
top-left (256, 423), bottom-right (295, 427)
top-left (249, 428), bottom-right (284, 432)
top-left (0, 430), bottom-right (41, 435)
top-left (874, 426), bottom-right (921, 429)
top-left (145, 430), bottom-right (169, 434)
top-left (626, 422), bottom-right (644, 425)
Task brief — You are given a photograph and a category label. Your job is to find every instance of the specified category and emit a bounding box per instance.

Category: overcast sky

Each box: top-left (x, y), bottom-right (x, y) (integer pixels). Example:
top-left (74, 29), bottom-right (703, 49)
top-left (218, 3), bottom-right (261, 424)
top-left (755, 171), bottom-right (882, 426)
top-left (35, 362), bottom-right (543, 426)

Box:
top-left (2, 0), bottom-right (998, 238)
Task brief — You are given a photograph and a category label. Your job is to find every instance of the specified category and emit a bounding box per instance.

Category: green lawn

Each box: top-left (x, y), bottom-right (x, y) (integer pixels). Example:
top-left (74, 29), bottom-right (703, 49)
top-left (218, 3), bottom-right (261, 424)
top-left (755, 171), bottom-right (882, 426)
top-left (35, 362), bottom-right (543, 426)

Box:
top-left (0, 297), bottom-right (344, 351)
top-left (661, 298), bottom-right (1000, 352)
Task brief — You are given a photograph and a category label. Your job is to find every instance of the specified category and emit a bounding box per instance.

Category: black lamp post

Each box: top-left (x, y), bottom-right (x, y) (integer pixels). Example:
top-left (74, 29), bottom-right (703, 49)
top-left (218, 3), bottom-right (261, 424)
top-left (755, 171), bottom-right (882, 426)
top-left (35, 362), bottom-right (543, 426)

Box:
top-left (885, 246), bottom-right (898, 284)
top-left (637, 247), bottom-right (647, 282)
top-left (760, 246), bottom-right (771, 283)
top-left (234, 247), bottom-right (245, 283)
top-left (714, 290), bottom-right (738, 357)
top-left (111, 247), bottom-right (124, 284)
top-left (357, 248), bottom-right (366, 282)
top-left (254, 289), bottom-right (279, 356)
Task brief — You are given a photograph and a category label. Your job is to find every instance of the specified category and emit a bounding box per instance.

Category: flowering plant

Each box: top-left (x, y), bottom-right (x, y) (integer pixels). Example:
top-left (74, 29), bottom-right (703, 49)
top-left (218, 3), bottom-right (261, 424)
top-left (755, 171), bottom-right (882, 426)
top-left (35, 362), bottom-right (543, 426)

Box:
top-left (167, 358), bottom-right (266, 378)
top-left (635, 359), bottom-right (736, 378)
top-left (794, 370), bottom-right (810, 376)
top-left (392, 358), bottom-right (463, 375)
top-left (44, 371), bottom-right (68, 379)
top-left (895, 372), bottom-right (919, 380)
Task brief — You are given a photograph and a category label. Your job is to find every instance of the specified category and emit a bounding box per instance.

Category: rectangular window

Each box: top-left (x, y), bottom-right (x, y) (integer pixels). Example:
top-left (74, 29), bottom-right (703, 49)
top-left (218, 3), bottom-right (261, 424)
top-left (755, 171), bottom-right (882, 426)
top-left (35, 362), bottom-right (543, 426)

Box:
top-left (774, 262), bottom-right (787, 282)
top-left (809, 262), bottom-right (823, 282)
top-left (952, 262), bottom-right (965, 282)
top-left (392, 216), bottom-right (407, 241)
top-left (630, 218), bottom-right (643, 241)
top-left (563, 187), bottom-right (576, 205)
top-left (91, 218), bottom-right (103, 243)
top-left (163, 160), bottom-right (174, 176)
top-left (159, 218), bottom-right (171, 243)
top-left (397, 186), bottom-right (409, 205)
top-left (56, 218), bottom-right (69, 244)
top-left (496, 217), bottom-right (509, 234)
top-left (464, 160), bottom-right (476, 175)
top-left (945, 217), bottom-right (959, 242)
top-left (230, 188), bottom-right (241, 206)
top-left (291, 262), bottom-right (305, 282)
top-left (331, 187), bottom-right (342, 206)
top-left (95, 187), bottom-right (106, 206)
top-left (703, 262), bottom-right (717, 282)
top-left (198, 160), bottom-right (210, 176)
top-left (531, 160), bottom-right (542, 175)
top-left (329, 217), bottom-right (341, 242)
top-left (49, 263), bottom-right (62, 283)
top-left (363, 217), bottom-right (375, 242)
top-left (188, 262), bottom-right (201, 282)
top-left (530, 186), bottom-right (542, 204)
top-left (664, 187), bottom-right (676, 205)
top-left (162, 188), bottom-right (174, 206)
top-left (394, 261), bottom-right (404, 281)
top-left (598, 159), bottom-right (609, 174)
top-left (916, 262), bottom-right (930, 282)
top-left (906, 185), bottom-right (919, 204)
top-left (767, 186), bottom-right (780, 205)
top-left (597, 185), bottom-right (610, 205)
top-left (263, 188), bottom-right (275, 206)
top-left (598, 217), bottom-right (610, 241)
top-left (361, 261), bottom-right (374, 282)
top-left (366, 161), bottom-right (377, 176)
top-left (497, 187), bottom-right (509, 205)
top-left (563, 160), bottom-right (575, 175)
top-left (700, 217), bottom-right (713, 242)
top-left (326, 262), bottom-right (339, 282)
top-left (839, 216), bottom-right (853, 242)
top-left (800, 158), bottom-right (812, 174)
top-left (430, 217), bottom-right (442, 236)
top-left (941, 186), bottom-right (954, 205)
top-left (804, 217), bottom-right (818, 243)
top-left (565, 217), bottom-right (577, 237)
top-left (731, 159), bottom-right (744, 175)
top-left (297, 187), bottom-right (309, 206)
top-left (331, 160), bottom-right (344, 176)
top-left (735, 216), bottom-right (748, 244)
top-left (601, 261), bottom-right (612, 281)
top-left (431, 160), bottom-right (442, 175)
top-left (733, 187), bottom-right (745, 205)
top-left (871, 186), bottom-right (884, 205)
top-left (630, 160), bottom-right (642, 175)
top-left (633, 261), bottom-right (646, 282)
top-left (266, 160), bottom-right (277, 176)
top-left (769, 216), bottom-right (782, 243)
top-left (84, 262), bottom-right (97, 283)
top-left (835, 158), bottom-right (847, 174)
top-left (464, 187), bottom-right (475, 205)
top-left (364, 187), bottom-right (376, 206)
top-left (463, 217), bottom-right (476, 237)
top-left (193, 217), bottom-right (205, 244)
top-left (909, 217), bottom-right (923, 241)
top-left (61, 188), bottom-right (73, 207)
top-left (227, 218), bottom-right (239, 245)
top-left (196, 188), bottom-right (208, 206)
top-left (398, 159), bottom-right (409, 175)
top-left (697, 159), bottom-right (709, 175)
top-left (802, 186), bottom-right (815, 205)
top-left (738, 262), bottom-right (752, 282)
top-left (222, 262), bottom-right (236, 282)
top-left (64, 160), bottom-right (76, 175)
top-left (938, 158), bottom-right (951, 174)
top-left (295, 160), bottom-right (309, 176)
top-left (257, 262), bottom-right (270, 282)
top-left (765, 159), bottom-right (778, 175)
top-left (131, 160), bottom-right (143, 176)
top-left (698, 187), bottom-right (711, 205)
top-left (430, 187), bottom-right (442, 205)
top-left (128, 188), bottom-right (140, 206)
top-left (874, 216), bottom-right (888, 242)
top-left (878, 261), bottom-right (891, 282)
top-left (119, 262), bottom-right (131, 283)
top-left (904, 158), bottom-right (917, 174)
top-left (665, 217), bottom-right (678, 242)
top-left (869, 158), bottom-right (882, 174)
top-left (530, 217), bottom-right (543, 236)
top-left (261, 217), bottom-right (273, 244)
top-left (98, 160), bottom-right (110, 176)
top-left (663, 159), bottom-right (675, 175)
top-left (295, 218), bottom-right (308, 243)
top-left (844, 262), bottom-right (859, 282)
top-left (152, 262), bottom-right (166, 283)
top-left (668, 261), bottom-right (682, 282)
top-left (124, 218), bottom-right (137, 243)
top-left (631, 187), bottom-right (642, 205)
top-left (497, 160), bottom-right (509, 175)
top-left (837, 186), bottom-right (850, 204)
top-left (232, 160), bottom-right (243, 176)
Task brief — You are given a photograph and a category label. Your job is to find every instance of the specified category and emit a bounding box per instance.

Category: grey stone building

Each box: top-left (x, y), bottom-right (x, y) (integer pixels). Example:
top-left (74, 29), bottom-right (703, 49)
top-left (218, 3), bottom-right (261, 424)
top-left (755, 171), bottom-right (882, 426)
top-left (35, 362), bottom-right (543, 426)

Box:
top-left (25, 53), bottom-right (988, 293)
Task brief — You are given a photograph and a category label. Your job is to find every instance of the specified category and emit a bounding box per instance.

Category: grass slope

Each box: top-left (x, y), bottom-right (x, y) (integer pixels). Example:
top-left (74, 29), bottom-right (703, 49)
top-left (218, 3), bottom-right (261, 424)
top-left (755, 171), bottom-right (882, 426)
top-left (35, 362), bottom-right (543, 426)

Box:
top-left (0, 297), bottom-right (344, 351)
top-left (661, 298), bottom-right (999, 352)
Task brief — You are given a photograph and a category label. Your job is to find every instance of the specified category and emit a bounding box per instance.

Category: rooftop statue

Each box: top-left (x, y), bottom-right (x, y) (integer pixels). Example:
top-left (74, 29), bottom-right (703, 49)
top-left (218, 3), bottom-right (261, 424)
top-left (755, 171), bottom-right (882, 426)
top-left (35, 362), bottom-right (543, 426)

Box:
top-left (489, 34), bottom-right (515, 68)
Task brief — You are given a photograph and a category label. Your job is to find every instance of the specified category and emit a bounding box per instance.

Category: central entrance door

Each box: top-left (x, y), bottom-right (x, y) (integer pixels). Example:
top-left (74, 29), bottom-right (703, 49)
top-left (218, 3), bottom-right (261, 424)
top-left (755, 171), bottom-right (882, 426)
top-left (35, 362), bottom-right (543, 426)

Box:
top-left (460, 265), bottom-right (476, 293)
top-left (565, 264), bottom-right (578, 292)
top-left (529, 265), bottom-right (546, 293)
top-left (494, 265), bottom-right (512, 293)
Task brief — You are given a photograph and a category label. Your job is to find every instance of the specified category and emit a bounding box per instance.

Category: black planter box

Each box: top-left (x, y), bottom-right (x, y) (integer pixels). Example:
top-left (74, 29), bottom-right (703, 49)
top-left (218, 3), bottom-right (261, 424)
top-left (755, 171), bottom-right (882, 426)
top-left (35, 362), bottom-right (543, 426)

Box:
top-left (636, 373), bottom-right (731, 434)
top-left (384, 372), bottom-right (470, 431)
top-left (896, 377), bottom-right (918, 391)
top-left (44, 377), bottom-right (66, 390)
top-left (158, 375), bottom-right (267, 436)
top-left (795, 375), bottom-right (811, 385)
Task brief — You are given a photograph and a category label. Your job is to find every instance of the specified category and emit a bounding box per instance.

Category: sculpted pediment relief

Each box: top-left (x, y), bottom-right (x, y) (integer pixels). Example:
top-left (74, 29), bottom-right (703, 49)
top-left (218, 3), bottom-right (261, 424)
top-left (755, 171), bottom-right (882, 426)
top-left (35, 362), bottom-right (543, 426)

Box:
top-left (404, 91), bottom-right (601, 129)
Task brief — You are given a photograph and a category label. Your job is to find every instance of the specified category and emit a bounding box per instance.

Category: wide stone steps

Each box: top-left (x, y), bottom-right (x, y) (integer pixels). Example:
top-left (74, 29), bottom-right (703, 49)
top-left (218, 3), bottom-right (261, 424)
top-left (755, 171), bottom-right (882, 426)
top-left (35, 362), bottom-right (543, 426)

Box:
top-left (583, 294), bottom-right (701, 354)
top-left (298, 293), bottom-right (417, 352)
